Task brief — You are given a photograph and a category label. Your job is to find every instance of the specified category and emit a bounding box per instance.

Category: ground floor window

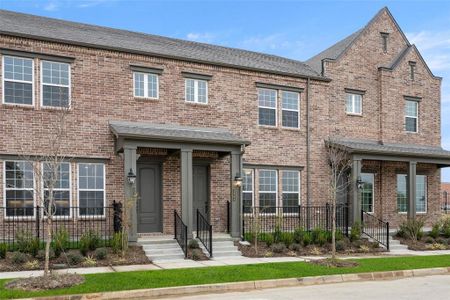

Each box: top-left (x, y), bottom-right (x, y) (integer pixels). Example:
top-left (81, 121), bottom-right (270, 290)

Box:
top-left (78, 163), bottom-right (105, 216)
top-left (397, 174), bottom-right (427, 213)
top-left (282, 170), bottom-right (300, 213)
top-left (361, 173), bottom-right (374, 213)
top-left (43, 162), bottom-right (71, 216)
top-left (258, 169), bottom-right (277, 213)
top-left (242, 169), bottom-right (254, 214)
top-left (4, 161), bottom-right (34, 217)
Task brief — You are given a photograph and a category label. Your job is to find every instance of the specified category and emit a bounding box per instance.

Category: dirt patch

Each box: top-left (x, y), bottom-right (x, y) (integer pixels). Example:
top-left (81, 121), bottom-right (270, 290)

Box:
top-left (310, 258), bottom-right (359, 268)
top-left (5, 273), bottom-right (84, 291)
top-left (0, 246), bottom-right (150, 272)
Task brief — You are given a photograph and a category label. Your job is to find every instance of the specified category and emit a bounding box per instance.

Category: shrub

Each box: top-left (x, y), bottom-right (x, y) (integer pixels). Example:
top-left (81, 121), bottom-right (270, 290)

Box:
top-left (311, 228), bottom-right (327, 246)
top-left (426, 243), bottom-right (447, 250)
top-left (310, 246), bottom-right (322, 255)
top-left (352, 240), bottom-right (362, 248)
top-left (289, 243), bottom-right (301, 251)
top-left (293, 228), bottom-right (305, 244)
top-left (82, 255), bottom-right (97, 267)
top-left (24, 260), bottom-right (40, 270)
top-left (425, 237), bottom-right (435, 244)
top-left (191, 249), bottom-right (202, 261)
top-left (270, 243), bottom-right (286, 253)
top-left (280, 232), bottom-right (294, 247)
top-left (302, 232), bottom-right (312, 247)
top-left (0, 243), bottom-right (7, 259)
top-left (95, 248), bottom-right (108, 260)
top-left (67, 253), bottom-right (83, 265)
top-left (36, 248), bottom-right (55, 261)
top-left (111, 232), bottom-right (124, 254)
top-left (430, 223), bottom-right (441, 239)
top-left (399, 219), bottom-right (424, 241)
top-left (11, 252), bottom-right (27, 264)
top-left (350, 222), bottom-right (361, 242)
top-left (16, 230), bottom-right (40, 256)
top-left (261, 234), bottom-right (274, 247)
top-left (441, 217), bottom-right (450, 238)
top-left (188, 239), bottom-right (199, 249)
top-left (335, 230), bottom-right (344, 241)
top-left (52, 228), bottom-right (69, 257)
top-left (273, 226), bottom-right (282, 244)
top-left (436, 237), bottom-right (448, 245)
top-left (335, 240), bottom-right (346, 251)
top-left (359, 245), bottom-right (370, 253)
top-left (80, 230), bottom-right (100, 255)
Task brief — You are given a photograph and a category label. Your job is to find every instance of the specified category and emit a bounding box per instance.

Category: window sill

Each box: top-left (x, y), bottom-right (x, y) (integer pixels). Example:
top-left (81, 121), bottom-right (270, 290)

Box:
top-left (40, 105), bottom-right (71, 111)
top-left (134, 96), bottom-right (159, 101)
top-left (185, 101), bottom-right (209, 106)
top-left (258, 125), bottom-right (278, 130)
top-left (398, 212), bottom-right (427, 215)
top-left (346, 113), bottom-right (363, 117)
top-left (2, 103), bottom-right (35, 110)
top-left (281, 126), bottom-right (301, 131)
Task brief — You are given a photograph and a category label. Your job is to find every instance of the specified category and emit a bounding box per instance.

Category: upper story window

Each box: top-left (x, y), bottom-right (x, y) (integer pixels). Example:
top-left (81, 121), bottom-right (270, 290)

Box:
top-left (281, 91), bottom-right (300, 128)
top-left (78, 163), bottom-right (105, 216)
top-left (2, 56), bottom-right (34, 105)
top-left (345, 92), bottom-right (362, 115)
top-left (134, 72), bottom-right (159, 99)
top-left (381, 32), bottom-right (389, 53)
top-left (405, 100), bottom-right (418, 132)
top-left (185, 78), bottom-right (208, 104)
top-left (258, 88), bottom-right (277, 126)
top-left (43, 162), bottom-right (71, 216)
top-left (409, 61), bottom-right (416, 80)
top-left (4, 161), bottom-right (34, 217)
top-left (41, 61), bottom-right (70, 108)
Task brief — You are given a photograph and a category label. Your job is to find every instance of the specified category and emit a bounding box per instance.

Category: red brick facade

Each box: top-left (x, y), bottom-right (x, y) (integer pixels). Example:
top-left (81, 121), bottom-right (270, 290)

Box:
top-left (0, 8), bottom-right (444, 232)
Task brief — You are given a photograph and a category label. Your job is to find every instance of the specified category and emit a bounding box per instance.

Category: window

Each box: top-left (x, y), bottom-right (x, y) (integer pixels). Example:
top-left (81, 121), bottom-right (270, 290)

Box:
top-left (41, 61), bottom-right (70, 107)
top-left (397, 174), bottom-right (427, 213)
top-left (361, 173), bottom-right (374, 213)
top-left (133, 72), bottom-right (159, 99)
top-left (4, 161), bottom-right (34, 217)
top-left (405, 100), bottom-right (418, 132)
top-left (2, 56), bottom-right (33, 105)
top-left (381, 32), bottom-right (389, 53)
top-left (346, 93), bottom-right (362, 115)
top-left (409, 61), bottom-right (416, 80)
top-left (43, 162), bottom-right (71, 216)
top-left (78, 163), bottom-right (105, 216)
top-left (242, 169), bottom-right (254, 214)
top-left (258, 170), bottom-right (277, 213)
top-left (185, 78), bottom-right (207, 104)
top-left (281, 91), bottom-right (299, 128)
top-left (282, 170), bottom-right (300, 213)
top-left (258, 88), bottom-right (277, 126)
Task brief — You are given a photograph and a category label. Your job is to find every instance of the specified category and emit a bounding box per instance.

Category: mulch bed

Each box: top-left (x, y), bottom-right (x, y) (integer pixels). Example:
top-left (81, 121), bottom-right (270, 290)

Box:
top-left (0, 246), bottom-right (150, 272)
top-left (311, 258), bottom-right (359, 268)
top-left (237, 239), bottom-right (385, 258)
top-left (5, 274), bottom-right (85, 291)
top-left (395, 236), bottom-right (450, 251)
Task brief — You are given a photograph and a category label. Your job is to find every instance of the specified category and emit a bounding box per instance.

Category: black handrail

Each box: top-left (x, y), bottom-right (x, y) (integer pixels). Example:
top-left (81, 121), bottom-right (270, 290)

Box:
top-left (196, 209), bottom-right (213, 257)
top-left (361, 210), bottom-right (390, 250)
top-left (174, 210), bottom-right (188, 258)
top-left (226, 201), bottom-right (231, 234)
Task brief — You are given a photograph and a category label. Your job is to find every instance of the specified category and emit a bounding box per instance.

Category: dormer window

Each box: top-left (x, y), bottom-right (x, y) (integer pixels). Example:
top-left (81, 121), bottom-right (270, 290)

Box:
top-left (409, 61), bottom-right (416, 80)
top-left (380, 32), bottom-right (389, 53)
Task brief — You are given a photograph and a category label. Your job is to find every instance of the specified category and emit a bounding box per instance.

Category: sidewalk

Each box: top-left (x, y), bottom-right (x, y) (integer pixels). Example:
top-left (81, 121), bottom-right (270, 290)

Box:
top-left (2, 249), bottom-right (450, 280)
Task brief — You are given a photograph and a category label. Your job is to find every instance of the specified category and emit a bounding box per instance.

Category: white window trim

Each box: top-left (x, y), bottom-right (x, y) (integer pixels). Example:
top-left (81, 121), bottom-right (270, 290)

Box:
top-left (346, 93), bottom-right (362, 115)
top-left (258, 88), bottom-right (277, 127)
top-left (133, 72), bottom-right (159, 99)
top-left (40, 60), bottom-right (71, 109)
top-left (405, 101), bottom-right (419, 133)
top-left (77, 163), bottom-right (106, 218)
top-left (3, 160), bottom-right (36, 220)
top-left (184, 78), bottom-right (208, 104)
top-left (41, 162), bottom-right (72, 219)
top-left (397, 174), bottom-right (427, 214)
top-left (281, 91), bottom-right (300, 129)
top-left (281, 170), bottom-right (301, 215)
top-left (243, 169), bottom-right (255, 215)
top-left (2, 55), bottom-right (35, 107)
top-left (258, 169), bottom-right (278, 214)
top-left (361, 173), bottom-right (374, 214)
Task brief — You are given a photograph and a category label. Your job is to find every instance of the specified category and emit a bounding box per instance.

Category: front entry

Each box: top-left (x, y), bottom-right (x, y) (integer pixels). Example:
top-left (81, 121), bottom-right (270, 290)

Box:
top-left (193, 165), bottom-right (210, 230)
top-left (137, 163), bottom-right (162, 233)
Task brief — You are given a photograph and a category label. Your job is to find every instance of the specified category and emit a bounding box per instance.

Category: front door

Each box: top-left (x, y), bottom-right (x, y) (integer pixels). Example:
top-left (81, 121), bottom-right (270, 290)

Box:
top-left (137, 163), bottom-right (162, 233)
top-left (193, 165), bottom-right (210, 230)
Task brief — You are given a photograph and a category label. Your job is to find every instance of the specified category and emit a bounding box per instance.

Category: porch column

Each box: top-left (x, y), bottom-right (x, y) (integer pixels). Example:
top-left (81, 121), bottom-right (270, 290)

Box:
top-left (351, 157), bottom-right (362, 223)
top-left (407, 161), bottom-right (417, 219)
top-left (124, 145), bottom-right (138, 242)
top-left (181, 148), bottom-right (193, 238)
top-left (230, 150), bottom-right (243, 238)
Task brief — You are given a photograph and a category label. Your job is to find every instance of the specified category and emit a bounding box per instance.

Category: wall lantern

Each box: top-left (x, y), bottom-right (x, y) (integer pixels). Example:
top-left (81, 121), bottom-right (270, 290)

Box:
top-left (356, 176), bottom-right (364, 190)
top-left (127, 168), bottom-right (136, 185)
top-left (234, 173), bottom-right (243, 188)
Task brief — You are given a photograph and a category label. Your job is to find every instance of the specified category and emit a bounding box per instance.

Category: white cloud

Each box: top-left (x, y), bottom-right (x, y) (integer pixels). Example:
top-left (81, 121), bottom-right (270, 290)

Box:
top-left (43, 2), bottom-right (59, 11)
top-left (406, 30), bottom-right (450, 72)
top-left (77, 0), bottom-right (110, 8)
top-left (186, 32), bottom-right (216, 43)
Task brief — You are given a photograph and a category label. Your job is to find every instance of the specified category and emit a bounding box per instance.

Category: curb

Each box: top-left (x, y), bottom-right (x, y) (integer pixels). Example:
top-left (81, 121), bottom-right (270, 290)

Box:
top-left (22, 267), bottom-right (450, 300)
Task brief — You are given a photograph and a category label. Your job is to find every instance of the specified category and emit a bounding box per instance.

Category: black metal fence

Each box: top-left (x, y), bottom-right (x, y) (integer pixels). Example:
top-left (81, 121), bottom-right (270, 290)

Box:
top-left (196, 209), bottom-right (212, 257)
top-left (243, 204), bottom-right (349, 236)
top-left (0, 204), bottom-right (122, 250)
top-left (226, 201), bottom-right (231, 234)
top-left (174, 210), bottom-right (187, 258)
top-left (361, 210), bottom-right (389, 250)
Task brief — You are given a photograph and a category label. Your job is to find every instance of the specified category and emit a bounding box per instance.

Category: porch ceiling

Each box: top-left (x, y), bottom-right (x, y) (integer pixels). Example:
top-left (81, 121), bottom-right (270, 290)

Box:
top-left (110, 120), bottom-right (250, 150)
top-left (327, 138), bottom-right (450, 167)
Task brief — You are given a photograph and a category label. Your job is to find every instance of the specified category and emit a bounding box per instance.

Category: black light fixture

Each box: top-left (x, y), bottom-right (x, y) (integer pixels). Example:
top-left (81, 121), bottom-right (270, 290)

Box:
top-left (127, 168), bottom-right (136, 185)
top-left (234, 173), bottom-right (243, 188)
top-left (356, 176), bottom-right (364, 190)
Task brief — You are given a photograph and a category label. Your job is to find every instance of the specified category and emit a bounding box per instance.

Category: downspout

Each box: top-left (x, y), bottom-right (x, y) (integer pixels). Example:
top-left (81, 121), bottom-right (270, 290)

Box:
top-left (306, 77), bottom-right (311, 206)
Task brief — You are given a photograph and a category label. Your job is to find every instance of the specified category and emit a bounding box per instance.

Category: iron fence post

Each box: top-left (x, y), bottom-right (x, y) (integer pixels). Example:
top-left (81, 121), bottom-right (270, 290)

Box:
top-left (386, 222), bottom-right (390, 251)
top-left (209, 224), bottom-right (213, 258)
top-left (325, 203), bottom-right (330, 231)
top-left (184, 224), bottom-right (188, 258)
top-left (345, 205), bottom-right (349, 237)
top-left (196, 209), bottom-right (199, 239)
top-left (174, 210), bottom-right (177, 239)
top-left (36, 205), bottom-right (40, 240)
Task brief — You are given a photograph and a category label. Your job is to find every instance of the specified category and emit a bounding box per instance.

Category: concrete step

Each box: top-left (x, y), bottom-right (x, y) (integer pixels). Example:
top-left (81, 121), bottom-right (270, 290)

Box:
top-left (144, 248), bottom-right (184, 256)
top-left (137, 238), bottom-right (176, 245)
top-left (212, 251), bottom-right (242, 258)
top-left (142, 243), bottom-right (181, 250)
top-left (147, 253), bottom-right (186, 261)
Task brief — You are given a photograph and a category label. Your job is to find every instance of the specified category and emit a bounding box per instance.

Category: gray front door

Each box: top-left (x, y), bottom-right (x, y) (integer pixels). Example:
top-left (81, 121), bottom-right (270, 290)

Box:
top-left (137, 163), bottom-right (162, 233)
top-left (193, 165), bottom-right (210, 230)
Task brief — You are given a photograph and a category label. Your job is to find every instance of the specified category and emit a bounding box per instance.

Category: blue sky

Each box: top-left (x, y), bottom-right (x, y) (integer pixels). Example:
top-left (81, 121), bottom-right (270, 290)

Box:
top-left (1, 0), bottom-right (450, 180)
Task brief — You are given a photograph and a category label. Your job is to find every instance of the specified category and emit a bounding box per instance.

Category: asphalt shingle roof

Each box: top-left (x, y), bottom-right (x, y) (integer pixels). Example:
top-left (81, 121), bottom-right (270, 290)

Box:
top-left (109, 121), bottom-right (250, 146)
top-left (0, 9), bottom-right (323, 80)
top-left (328, 138), bottom-right (450, 160)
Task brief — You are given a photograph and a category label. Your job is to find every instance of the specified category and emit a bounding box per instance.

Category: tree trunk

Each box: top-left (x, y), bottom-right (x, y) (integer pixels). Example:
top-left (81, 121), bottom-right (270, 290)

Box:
top-left (44, 217), bottom-right (52, 277)
top-left (331, 203), bottom-right (336, 259)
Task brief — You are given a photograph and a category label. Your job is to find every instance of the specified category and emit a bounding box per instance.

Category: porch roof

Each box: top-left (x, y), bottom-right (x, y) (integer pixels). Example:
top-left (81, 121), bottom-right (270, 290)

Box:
top-left (327, 138), bottom-right (450, 166)
top-left (110, 120), bottom-right (251, 147)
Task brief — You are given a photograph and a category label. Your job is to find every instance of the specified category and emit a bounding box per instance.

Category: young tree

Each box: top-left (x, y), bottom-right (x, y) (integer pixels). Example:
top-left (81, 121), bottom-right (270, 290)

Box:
top-left (325, 138), bottom-right (352, 259)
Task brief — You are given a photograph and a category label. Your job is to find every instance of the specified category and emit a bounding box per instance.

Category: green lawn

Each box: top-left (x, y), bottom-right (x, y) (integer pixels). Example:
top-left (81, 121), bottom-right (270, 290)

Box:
top-left (1, 255), bottom-right (450, 299)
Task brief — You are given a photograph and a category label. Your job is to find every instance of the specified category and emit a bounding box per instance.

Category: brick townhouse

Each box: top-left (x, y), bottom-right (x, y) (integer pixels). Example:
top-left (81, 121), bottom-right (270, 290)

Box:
top-left (0, 7), bottom-right (448, 244)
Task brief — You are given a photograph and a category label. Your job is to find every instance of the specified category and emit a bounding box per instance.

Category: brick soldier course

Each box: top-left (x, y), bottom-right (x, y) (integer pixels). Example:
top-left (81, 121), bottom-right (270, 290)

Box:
top-left (0, 7), bottom-right (448, 242)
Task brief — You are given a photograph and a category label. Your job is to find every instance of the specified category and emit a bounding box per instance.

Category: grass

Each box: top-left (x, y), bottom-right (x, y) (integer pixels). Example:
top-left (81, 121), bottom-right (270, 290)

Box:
top-left (1, 255), bottom-right (450, 299)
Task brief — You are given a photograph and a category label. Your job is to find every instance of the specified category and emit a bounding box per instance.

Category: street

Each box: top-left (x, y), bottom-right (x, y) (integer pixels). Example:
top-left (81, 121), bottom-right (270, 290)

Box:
top-left (162, 275), bottom-right (450, 300)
